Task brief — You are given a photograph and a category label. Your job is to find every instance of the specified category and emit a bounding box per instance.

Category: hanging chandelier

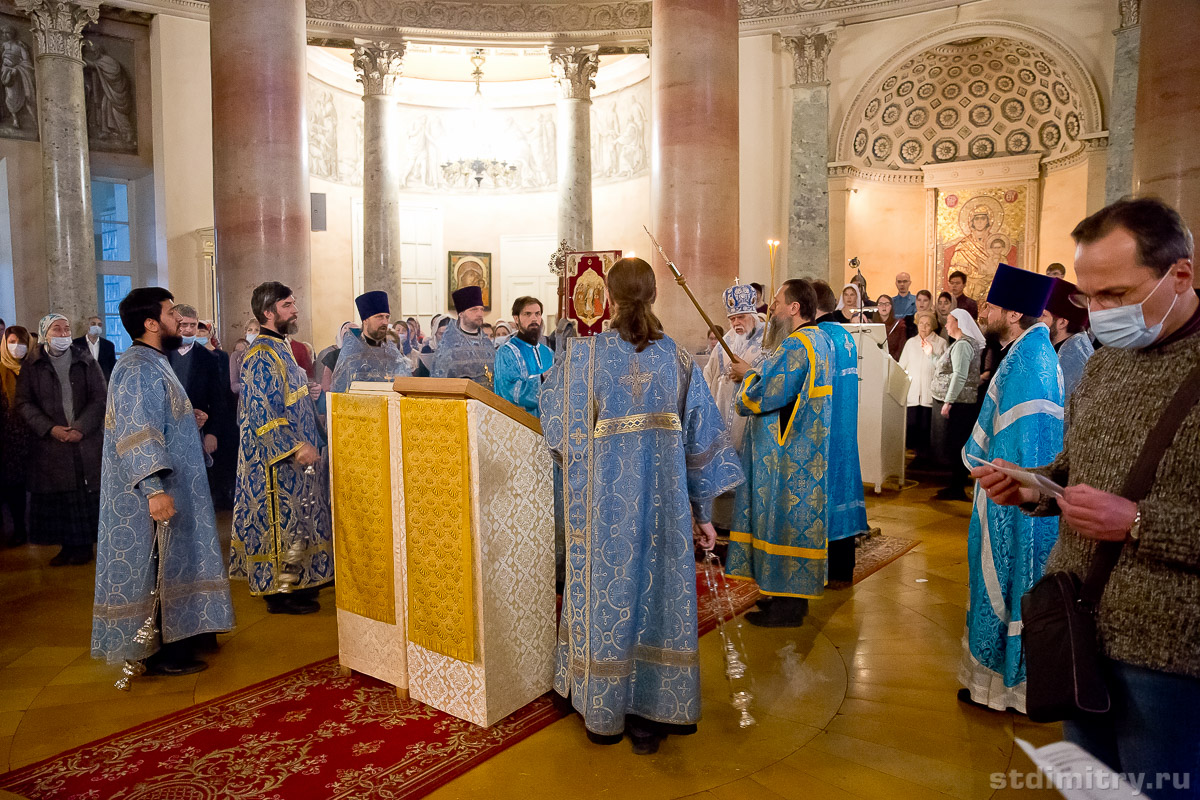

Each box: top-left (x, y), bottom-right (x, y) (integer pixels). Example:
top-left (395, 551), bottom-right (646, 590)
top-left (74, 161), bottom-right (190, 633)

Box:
top-left (440, 48), bottom-right (520, 189)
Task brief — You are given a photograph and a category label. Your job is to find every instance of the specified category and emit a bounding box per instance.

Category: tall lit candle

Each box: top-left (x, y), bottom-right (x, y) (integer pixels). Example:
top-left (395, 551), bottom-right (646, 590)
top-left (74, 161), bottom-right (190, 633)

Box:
top-left (766, 239), bottom-right (780, 301)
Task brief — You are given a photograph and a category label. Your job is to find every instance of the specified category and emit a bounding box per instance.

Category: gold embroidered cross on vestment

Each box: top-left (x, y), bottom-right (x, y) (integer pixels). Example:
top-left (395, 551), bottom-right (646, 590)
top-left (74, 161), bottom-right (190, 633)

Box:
top-left (621, 359), bottom-right (652, 404)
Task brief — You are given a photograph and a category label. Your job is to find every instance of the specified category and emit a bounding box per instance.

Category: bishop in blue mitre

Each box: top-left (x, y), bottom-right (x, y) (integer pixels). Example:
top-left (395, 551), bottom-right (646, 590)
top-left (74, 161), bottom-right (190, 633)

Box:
top-left (814, 281), bottom-right (870, 585)
top-left (726, 279), bottom-right (834, 628)
top-left (540, 258), bottom-right (743, 755)
top-left (433, 286), bottom-right (495, 390)
top-left (961, 263), bottom-right (1064, 713)
top-left (331, 290), bottom-right (412, 392)
top-left (232, 282), bottom-right (334, 615)
top-left (93, 288), bottom-right (233, 677)
top-left (495, 295), bottom-right (553, 416)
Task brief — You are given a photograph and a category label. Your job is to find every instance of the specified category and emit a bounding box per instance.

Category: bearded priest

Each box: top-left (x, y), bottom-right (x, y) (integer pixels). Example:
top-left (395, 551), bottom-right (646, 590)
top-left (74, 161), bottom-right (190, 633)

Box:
top-left (232, 282), bottom-right (334, 616)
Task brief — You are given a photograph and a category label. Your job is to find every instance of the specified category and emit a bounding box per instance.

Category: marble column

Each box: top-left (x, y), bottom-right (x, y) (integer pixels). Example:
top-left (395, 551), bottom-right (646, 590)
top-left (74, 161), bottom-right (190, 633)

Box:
top-left (1132, 0), bottom-right (1200, 234)
top-left (354, 41), bottom-right (405, 306)
top-left (651, 0), bottom-right (738, 347)
top-left (782, 29), bottom-right (837, 285)
top-left (18, 0), bottom-right (100, 325)
top-left (1105, 0), bottom-right (1140, 203)
top-left (209, 0), bottom-right (312, 341)
top-left (550, 46), bottom-right (598, 252)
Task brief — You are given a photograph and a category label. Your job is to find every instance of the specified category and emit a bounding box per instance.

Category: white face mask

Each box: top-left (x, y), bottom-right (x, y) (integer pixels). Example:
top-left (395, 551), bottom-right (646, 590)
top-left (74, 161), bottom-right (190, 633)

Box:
top-left (88, 325), bottom-right (102, 337)
top-left (1088, 272), bottom-right (1180, 350)
top-left (8, 342), bottom-right (26, 359)
top-left (48, 336), bottom-right (72, 354)
top-left (245, 333), bottom-right (257, 345)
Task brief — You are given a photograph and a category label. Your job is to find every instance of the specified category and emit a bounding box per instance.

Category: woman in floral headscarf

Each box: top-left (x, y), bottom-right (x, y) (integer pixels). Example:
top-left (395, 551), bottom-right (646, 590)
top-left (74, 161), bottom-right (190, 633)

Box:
top-left (0, 324), bottom-right (32, 546)
top-left (14, 313), bottom-right (106, 564)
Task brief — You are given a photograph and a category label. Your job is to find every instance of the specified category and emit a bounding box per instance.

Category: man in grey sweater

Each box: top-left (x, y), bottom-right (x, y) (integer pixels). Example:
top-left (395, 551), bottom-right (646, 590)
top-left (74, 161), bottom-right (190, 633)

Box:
top-left (974, 198), bottom-right (1199, 798)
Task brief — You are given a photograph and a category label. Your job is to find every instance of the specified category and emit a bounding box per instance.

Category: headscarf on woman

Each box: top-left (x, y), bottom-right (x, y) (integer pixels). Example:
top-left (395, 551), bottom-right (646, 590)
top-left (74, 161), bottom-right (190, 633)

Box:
top-left (38, 313), bottom-right (68, 353)
top-left (949, 308), bottom-right (986, 350)
top-left (835, 283), bottom-right (863, 312)
top-left (0, 325), bottom-right (32, 406)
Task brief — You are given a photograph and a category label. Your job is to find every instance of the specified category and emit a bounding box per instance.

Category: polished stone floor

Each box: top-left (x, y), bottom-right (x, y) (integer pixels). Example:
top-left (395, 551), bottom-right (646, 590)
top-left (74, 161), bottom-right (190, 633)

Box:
top-left (0, 485), bottom-right (1061, 799)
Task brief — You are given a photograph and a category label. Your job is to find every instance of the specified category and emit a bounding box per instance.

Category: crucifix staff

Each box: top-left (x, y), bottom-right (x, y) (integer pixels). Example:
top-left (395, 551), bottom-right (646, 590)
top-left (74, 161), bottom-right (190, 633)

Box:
top-left (643, 226), bottom-right (736, 362)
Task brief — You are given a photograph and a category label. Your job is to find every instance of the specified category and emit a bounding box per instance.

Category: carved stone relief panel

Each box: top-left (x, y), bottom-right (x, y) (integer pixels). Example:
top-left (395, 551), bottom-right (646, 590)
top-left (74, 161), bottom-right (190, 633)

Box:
top-left (0, 12), bottom-right (40, 141)
top-left (83, 31), bottom-right (137, 153)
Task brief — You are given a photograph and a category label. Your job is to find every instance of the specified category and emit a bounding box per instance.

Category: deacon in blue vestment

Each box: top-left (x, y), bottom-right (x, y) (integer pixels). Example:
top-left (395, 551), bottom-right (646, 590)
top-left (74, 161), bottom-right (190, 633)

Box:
top-left (93, 288), bottom-right (233, 676)
top-left (494, 295), bottom-right (553, 416)
top-left (433, 286), bottom-right (495, 390)
top-left (726, 279), bottom-right (834, 628)
top-left (540, 258), bottom-right (743, 755)
top-left (813, 281), bottom-right (870, 585)
top-left (961, 264), bottom-right (1064, 713)
top-left (1042, 277), bottom-right (1094, 401)
top-left (331, 291), bottom-right (412, 392)
top-left (232, 282), bottom-right (334, 615)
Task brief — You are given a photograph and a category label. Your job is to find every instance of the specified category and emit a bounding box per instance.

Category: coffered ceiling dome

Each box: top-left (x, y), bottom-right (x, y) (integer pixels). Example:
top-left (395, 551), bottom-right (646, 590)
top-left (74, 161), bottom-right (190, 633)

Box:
top-left (837, 25), bottom-right (1103, 177)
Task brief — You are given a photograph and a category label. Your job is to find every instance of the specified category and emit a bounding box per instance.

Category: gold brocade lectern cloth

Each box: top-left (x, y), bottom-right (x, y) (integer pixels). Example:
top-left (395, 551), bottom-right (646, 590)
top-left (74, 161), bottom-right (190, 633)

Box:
top-left (399, 397), bottom-right (476, 662)
top-left (329, 393), bottom-right (396, 624)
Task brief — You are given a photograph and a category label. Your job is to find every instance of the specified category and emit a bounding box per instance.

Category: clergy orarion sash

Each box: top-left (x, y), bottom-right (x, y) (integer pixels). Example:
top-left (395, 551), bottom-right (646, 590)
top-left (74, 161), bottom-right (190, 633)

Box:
top-left (400, 397), bottom-right (476, 662)
top-left (330, 392), bottom-right (396, 625)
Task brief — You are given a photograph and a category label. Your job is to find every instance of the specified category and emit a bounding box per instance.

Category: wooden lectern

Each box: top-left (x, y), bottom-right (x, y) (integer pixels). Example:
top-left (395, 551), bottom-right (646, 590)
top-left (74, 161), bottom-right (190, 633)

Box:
top-left (328, 377), bottom-right (557, 727)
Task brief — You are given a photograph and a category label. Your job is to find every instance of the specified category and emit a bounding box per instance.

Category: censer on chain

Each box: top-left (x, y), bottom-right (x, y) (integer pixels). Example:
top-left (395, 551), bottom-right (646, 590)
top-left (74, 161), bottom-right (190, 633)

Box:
top-left (116, 517), bottom-right (171, 691)
top-left (275, 463), bottom-right (319, 593)
top-left (700, 549), bottom-right (756, 728)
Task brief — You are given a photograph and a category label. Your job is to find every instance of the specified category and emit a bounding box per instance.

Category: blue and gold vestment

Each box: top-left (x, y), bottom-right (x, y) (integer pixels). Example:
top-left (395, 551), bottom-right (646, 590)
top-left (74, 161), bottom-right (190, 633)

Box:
top-left (432, 321), bottom-right (495, 390)
top-left (232, 333), bottom-right (334, 595)
top-left (330, 331), bottom-right (412, 393)
top-left (540, 331), bottom-right (743, 736)
top-left (726, 325), bottom-right (834, 598)
top-left (92, 344), bottom-right (234, 664)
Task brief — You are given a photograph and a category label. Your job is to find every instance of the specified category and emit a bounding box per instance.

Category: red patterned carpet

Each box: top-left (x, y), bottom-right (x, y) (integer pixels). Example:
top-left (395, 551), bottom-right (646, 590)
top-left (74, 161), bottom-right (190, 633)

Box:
top-left (0, 575), bottom-right (761, 800)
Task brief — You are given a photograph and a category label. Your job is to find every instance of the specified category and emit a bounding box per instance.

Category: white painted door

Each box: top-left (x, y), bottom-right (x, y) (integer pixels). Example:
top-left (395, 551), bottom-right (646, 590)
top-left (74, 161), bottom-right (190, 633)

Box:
top-left (499, 234), bottom-right (558, 325)
top-left (399, 204), bottom-right (443, 326)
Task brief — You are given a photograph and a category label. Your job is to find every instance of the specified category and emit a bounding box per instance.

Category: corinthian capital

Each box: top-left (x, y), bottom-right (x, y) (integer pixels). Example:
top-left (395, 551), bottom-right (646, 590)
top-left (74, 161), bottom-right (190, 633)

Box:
top-left (782, 28), bottom-right (838, 87)
top-left (549, 46), bottom-right (600, 101)
top-left (1117, 0), bottom-right (1140, 29)
top-left (17, 0), bottom-right (100, 61)
top-left (353, 41), bottom-right (406, 97)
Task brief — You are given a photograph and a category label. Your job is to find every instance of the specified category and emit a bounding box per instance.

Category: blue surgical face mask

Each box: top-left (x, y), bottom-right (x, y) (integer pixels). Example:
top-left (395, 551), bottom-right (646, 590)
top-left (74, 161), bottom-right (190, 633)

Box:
top-left (180, 335), bottom-right (196, 346)
top-left (196, 336), bottom-right (209, 346)
top-left (1088, 271), bottom-right (1180, 350)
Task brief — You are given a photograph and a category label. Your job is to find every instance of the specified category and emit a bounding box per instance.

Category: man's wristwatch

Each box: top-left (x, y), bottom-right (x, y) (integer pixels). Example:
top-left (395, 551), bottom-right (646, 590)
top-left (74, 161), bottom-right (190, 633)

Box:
top-left (1128, 508), bottom-right (1142, 542)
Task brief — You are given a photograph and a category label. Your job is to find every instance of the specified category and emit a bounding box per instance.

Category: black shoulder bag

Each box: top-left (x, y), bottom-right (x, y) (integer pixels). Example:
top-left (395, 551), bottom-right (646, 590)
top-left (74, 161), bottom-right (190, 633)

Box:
top-left (1021, 360), bottom-right (1200, 723)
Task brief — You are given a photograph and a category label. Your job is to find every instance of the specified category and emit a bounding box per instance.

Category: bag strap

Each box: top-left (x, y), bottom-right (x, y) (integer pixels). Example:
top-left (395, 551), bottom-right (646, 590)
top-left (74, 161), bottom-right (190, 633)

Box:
top-left (1079, 357), bottom-right (1200, 610)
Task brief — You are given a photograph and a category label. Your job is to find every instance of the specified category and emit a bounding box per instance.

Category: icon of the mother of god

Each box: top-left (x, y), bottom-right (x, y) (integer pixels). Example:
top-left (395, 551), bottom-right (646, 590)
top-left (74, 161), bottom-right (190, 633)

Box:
top-left (943, 198), bottom-right (1016, 301)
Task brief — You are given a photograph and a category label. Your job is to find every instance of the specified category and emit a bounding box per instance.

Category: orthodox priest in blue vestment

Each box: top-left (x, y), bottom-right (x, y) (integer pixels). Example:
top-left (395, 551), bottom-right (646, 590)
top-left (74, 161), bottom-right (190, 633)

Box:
top-left (432, 286), bottom-right (495, 390)
top-left (540, 258), bottom-right (743, 754)
top-left (726, 279), bottom-right (834, 627)
top-left (495, 296), bottom-right (553, 416)
top-left (331, 291), bottom-right (412, 392)
top-left (232, 282), bottom-right (334, 614)
top-left (93, 288), bottom-right (234, 675)
top-left (814, 283), bottom-right (870, 585)
top-left (961, 264), bottom-right (1064, 713)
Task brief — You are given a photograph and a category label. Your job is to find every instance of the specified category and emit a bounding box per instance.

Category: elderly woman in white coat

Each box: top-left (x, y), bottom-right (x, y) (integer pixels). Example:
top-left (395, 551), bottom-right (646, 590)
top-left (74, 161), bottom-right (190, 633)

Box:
top-left (898, 311), bottom-right (947, 464)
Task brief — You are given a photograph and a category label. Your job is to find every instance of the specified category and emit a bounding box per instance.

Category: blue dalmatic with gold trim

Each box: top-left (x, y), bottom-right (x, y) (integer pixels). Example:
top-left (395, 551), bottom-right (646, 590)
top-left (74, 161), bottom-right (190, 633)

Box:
top-left (726, 326), bottom-right (834, 598)
top-left (92, 345), bottom-right (234, 664)
top-left (818, 321), bottom-right (869, 542)
top-left (232, 333), bottom-right (334, 596)
top-left (540, 331), bottom-right (744, 736)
